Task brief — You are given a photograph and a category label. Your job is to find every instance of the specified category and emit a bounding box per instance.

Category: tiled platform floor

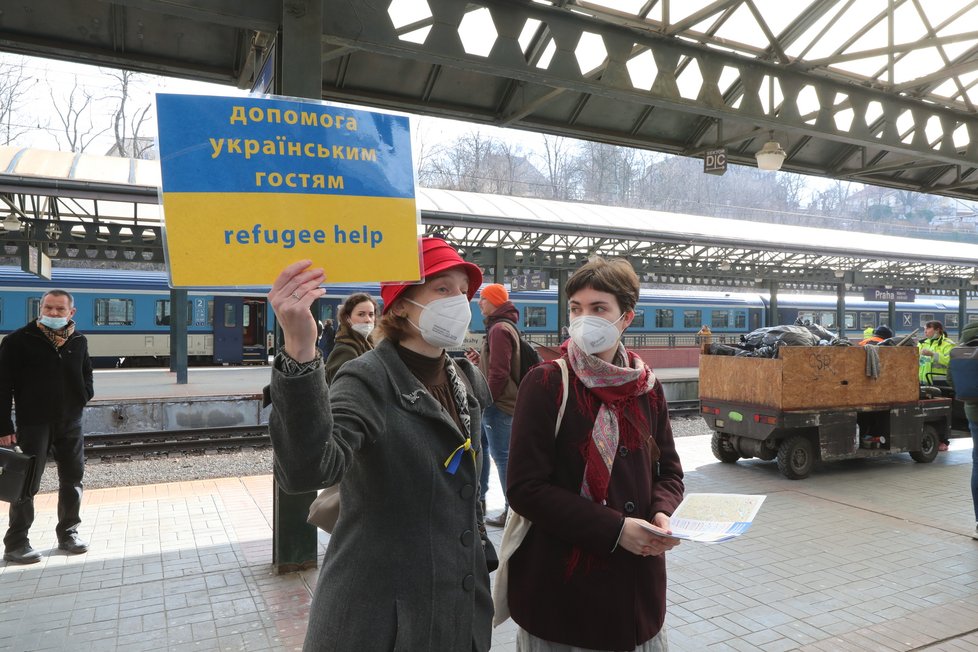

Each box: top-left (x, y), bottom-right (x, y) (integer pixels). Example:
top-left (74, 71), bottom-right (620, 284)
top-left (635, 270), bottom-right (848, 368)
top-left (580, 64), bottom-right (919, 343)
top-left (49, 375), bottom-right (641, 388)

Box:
top-left (2, 434), bottom-right (977, 651)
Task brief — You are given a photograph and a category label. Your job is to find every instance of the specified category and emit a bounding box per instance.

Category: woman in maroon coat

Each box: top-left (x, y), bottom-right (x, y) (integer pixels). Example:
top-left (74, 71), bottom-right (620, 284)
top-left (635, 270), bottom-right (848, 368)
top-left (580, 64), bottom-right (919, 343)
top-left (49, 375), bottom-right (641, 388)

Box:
top-left (506, 257), bottom-right (685, 652)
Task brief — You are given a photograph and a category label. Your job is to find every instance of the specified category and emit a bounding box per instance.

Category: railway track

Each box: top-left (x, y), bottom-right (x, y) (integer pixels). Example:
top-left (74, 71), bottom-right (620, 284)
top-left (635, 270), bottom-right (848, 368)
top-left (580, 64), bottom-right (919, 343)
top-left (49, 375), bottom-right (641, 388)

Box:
top-left (84, 425), bottom-right (270, 458)
top-left (85, 401), bottom-right (703, 458)
top-left (667, 399), bottom-right (701, 417)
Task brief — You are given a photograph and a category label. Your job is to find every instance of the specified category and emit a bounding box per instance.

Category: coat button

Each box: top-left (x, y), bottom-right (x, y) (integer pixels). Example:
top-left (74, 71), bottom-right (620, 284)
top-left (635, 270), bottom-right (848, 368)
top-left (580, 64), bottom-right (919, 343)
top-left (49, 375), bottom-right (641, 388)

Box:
top-left (618, 446), bottom-right (628, 457)
top-left (460, 484), bottom-right (474, 499)
top-left (462, 574), bottom-right (475, 591)
top-left (460, 530), bottom-right (474, 546)
top-left (624, 501), bottom-right (635, 513)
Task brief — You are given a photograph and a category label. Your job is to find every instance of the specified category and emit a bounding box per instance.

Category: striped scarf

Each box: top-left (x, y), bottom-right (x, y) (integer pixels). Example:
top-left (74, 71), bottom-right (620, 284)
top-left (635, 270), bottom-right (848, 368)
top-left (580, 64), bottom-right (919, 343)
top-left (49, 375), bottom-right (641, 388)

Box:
top-left (442, 359), bottom-right (473, 474)
top-left (37, 320), bottom-right (75, 349)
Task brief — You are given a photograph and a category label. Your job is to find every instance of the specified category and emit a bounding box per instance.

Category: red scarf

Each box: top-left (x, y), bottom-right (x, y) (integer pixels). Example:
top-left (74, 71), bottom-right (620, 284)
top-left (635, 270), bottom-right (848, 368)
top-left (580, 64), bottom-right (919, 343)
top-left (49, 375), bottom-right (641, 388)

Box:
top-left (561, 339), bottom-right (657, 577)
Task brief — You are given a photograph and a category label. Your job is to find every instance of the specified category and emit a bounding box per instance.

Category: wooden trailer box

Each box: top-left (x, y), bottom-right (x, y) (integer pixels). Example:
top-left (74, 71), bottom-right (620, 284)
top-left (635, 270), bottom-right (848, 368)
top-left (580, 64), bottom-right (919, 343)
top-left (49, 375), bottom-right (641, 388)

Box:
top-left (699, 346), bottom-right (919, 410)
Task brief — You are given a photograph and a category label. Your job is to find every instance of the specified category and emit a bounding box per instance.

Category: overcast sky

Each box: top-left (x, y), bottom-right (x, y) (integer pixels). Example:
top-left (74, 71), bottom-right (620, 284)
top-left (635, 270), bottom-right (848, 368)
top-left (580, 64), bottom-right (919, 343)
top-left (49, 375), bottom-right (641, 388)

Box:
top-left (1, 52), bottom-right (535, 166)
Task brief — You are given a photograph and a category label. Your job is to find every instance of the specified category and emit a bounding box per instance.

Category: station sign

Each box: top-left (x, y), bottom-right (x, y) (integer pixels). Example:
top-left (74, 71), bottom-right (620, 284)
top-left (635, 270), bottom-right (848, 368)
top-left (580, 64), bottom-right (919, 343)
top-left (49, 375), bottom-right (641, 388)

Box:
top-left (22, 244), bottom-right (51, 280)
top-left (156, 93), bottom-right (421, 287)
top-left (863, 288), bottom-right (916, 302)
top-left (703, 148), bottom-right (727, 176)
top-left (511, 271), bottom-right (549, 291)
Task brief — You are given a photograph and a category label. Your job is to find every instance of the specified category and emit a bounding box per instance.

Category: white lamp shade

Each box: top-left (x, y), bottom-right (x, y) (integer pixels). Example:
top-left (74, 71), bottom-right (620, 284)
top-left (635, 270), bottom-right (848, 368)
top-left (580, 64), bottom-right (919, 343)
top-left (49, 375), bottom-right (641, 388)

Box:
top-left (0, 216), bottom-right (21, 232)
top-left (755, 140), bottom-right (786, 171)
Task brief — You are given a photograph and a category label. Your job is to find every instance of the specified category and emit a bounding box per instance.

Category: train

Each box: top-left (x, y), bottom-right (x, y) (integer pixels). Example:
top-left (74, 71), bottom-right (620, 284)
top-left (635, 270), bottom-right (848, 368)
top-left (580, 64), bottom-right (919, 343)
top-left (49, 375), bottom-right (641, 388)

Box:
top-left (0, 266), bottom-right (975, 367)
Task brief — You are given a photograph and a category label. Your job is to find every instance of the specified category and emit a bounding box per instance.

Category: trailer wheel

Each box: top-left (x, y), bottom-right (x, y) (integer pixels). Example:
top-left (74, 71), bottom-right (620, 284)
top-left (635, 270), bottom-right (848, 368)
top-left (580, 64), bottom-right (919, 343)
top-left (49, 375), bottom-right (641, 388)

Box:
top-left (777, 435), bottom-right (814, 480)
top-left (711, 433), bottom-right (740, 463)
top-left (910, 424), bottom-right (940, 463)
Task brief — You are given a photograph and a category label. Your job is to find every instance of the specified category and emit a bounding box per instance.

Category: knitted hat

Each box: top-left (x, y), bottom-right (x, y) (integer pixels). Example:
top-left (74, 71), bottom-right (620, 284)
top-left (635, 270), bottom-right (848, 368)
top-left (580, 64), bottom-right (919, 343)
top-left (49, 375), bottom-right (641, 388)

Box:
top-left (380, 238), bottom-right (483, 314)
top-left (874, 325), bottom-right (894, 339)
top-left (480, 283), bottom-right (509, 307)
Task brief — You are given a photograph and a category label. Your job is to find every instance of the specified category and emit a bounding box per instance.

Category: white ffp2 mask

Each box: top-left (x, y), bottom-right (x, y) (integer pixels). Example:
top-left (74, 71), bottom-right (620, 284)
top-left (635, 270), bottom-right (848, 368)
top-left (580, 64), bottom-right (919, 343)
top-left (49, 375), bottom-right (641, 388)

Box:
top-left (406, 294), bottom-right (472, 348)
top-left (568, 314), bottom-right (624, 355)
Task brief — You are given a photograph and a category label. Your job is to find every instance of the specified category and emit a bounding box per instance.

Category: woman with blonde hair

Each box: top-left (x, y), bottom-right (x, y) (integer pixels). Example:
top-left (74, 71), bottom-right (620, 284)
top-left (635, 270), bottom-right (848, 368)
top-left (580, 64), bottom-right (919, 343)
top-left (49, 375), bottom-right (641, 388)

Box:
top-left (505, 256), bottom-right (685, 652)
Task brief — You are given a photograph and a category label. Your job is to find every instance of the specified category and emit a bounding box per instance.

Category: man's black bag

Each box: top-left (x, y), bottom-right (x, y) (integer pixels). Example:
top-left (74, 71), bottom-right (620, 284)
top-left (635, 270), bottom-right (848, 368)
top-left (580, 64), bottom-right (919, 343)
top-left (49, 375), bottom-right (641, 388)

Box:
top-left (494, 319), bottom-right (543, 383)
top-left (0, 447), bottom-right (37, 504)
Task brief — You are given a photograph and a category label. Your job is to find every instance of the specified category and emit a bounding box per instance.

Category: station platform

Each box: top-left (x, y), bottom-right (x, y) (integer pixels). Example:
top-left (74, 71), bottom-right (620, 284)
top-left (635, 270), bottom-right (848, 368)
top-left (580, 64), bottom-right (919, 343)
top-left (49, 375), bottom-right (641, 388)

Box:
top-left (2, 434), bottom-right (977, 651)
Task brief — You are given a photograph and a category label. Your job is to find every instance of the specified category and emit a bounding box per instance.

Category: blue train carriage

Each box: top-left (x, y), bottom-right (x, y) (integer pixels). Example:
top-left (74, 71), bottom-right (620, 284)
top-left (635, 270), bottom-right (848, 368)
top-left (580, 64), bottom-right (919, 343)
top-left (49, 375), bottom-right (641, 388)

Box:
top-left (458, 285), bottom-right (765, 350)
top-left (0, 266), bottom-right (268, 367)
top-left (772, 293), bottom-right (976, 338)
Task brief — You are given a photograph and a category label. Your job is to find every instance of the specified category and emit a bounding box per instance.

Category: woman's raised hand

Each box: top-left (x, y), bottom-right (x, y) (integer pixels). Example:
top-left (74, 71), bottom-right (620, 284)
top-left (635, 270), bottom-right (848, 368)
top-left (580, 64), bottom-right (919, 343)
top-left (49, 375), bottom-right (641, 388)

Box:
top-left (268, 260), bottom-right (326, 363)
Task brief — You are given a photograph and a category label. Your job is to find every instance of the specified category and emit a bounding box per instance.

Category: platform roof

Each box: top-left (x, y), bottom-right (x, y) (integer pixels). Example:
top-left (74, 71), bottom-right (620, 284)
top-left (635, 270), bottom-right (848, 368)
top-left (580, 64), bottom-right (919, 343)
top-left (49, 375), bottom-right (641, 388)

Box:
top-left (4, 1), bottom-right (978, 202)
top-left (1, 146), bottom-right (975, 294)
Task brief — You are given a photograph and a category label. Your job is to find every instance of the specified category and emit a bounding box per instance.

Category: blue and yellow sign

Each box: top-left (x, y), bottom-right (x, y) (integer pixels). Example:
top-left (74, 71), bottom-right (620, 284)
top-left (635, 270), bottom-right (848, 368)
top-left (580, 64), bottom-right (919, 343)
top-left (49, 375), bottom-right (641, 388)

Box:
top-left (156, 93), bottom-right (421, 287)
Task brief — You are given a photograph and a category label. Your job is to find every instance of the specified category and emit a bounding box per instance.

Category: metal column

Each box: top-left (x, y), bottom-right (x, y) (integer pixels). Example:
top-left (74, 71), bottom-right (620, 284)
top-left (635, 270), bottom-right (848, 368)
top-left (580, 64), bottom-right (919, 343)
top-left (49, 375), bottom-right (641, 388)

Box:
top-left (272, 0), bottom-right (322, 574)
top-left (767, 280), bottom-right (779, 328)
top-left (836, 283), bottom-right (846, 339)
top-left (959, 288), bottom-right (968, 340)
top-left (168, 289), bottom-right (188, 384)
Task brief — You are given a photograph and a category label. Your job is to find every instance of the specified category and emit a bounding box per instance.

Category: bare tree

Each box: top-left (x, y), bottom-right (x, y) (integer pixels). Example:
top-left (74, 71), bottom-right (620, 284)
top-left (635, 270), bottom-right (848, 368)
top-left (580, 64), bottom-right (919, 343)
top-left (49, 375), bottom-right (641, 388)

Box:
top-left (105, 68), bottom-right (154, 158)
top-left (536, 134), bottom-right (578, 200)
top-left (0, 56), bottom-right (33, 145)
top-left (50, 76), bottom-right (109, 153)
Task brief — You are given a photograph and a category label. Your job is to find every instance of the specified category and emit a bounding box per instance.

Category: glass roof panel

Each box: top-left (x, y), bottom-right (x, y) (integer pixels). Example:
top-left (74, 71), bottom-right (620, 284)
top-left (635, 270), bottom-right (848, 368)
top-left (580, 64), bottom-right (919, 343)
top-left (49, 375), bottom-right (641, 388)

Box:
top-left (892, 47), bottom-right (948, 86)
top-left (712, 4), bottom-right (768, 48)
top-left (933, 4), bottom-right (978, 37)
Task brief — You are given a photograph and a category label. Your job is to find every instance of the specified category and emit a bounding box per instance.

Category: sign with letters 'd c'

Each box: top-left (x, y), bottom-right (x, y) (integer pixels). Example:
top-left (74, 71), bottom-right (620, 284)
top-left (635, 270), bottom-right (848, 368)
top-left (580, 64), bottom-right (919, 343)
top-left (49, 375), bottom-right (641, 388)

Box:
top-left (704, 148), bottom-right (727, 176)
top-left (156, 93), bottom-right (421, 287)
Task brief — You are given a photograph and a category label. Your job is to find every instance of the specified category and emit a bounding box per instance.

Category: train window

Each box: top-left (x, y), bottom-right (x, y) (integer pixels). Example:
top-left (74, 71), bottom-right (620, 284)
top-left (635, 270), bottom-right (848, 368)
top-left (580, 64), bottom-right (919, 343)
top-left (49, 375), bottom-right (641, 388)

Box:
top-left (631, 309), bottom-right (645, 328)
top-left (154, 300), bottom-right (194, 326)
top-left (27, 297), bottom-right (40, 320)
top-left (655, 309), bottom-right (673, 328)
top-left (320, 304), bottom-right (334, 322)
top-left (859, 312), bottom-right (876, 328)
top-left (969, 314), bottom-right (978, 324)
top-left (223, 303), bottom-right (237, 328)
top-left (207, 300), bottom-right (214, 326)
top-left (683, 310), bottom-right (702, 328)
top-left (845, 312), bottom-right (856, 329)
top-left (818, 312), bottom-right (836, 327)
top-left (524, 306), bottom-right (547, 328)
top-left (797, 311), bottom-right (814, 325)
top-left (918, 313), bottom-right (934, 327)
top-left (944, 313), bottom-right (959, 328)
top-left (94, 298), bottom-right (134, 326)
top-left (734, 312), bottom-right (746, 329)
top-left (711, 310), bottom-right (729, 328)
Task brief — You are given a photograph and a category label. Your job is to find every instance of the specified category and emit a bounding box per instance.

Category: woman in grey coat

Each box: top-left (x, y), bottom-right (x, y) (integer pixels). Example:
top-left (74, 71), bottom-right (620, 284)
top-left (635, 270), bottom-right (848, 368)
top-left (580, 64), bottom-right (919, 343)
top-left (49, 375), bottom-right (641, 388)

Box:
top-left (267, 237), bottom-right (493, 651)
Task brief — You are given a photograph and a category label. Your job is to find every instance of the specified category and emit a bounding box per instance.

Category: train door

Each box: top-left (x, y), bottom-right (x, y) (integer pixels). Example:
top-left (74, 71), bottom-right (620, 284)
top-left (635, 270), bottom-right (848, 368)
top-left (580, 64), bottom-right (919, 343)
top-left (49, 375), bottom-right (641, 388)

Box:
top-left (213, 297), bottom-right (243, 364)
top-left (318, 297), bottom-right (342, 351)
top-left (242, 298), bottom-right (268, 364)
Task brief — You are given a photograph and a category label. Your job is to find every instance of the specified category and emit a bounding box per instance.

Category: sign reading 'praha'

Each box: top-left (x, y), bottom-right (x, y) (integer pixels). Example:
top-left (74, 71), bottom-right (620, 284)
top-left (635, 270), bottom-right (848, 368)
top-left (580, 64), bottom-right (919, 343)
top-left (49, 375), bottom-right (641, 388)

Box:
top-left (863, 288), bottom-right (916, 302)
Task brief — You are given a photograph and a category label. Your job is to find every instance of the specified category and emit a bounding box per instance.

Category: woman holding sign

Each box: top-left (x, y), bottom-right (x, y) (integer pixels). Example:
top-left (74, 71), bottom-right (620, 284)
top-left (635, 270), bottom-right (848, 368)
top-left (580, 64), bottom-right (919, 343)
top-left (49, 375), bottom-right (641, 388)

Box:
top-left (503, 257), bottom-right (685, 652)
top-left (267, 237), bottom-right (493, 652)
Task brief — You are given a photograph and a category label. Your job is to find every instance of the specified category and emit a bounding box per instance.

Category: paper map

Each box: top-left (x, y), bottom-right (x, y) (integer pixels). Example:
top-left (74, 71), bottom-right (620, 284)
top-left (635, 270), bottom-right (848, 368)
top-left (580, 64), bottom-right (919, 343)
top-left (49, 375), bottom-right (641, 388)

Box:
top-left (640, 493), bottom-right (766, 544)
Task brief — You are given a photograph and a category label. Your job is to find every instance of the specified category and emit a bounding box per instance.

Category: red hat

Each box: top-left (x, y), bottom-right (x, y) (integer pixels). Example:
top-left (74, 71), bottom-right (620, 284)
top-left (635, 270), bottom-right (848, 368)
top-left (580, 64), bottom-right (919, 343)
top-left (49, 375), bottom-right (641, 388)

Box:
top-left (381, 238), bottom-right (483, 314)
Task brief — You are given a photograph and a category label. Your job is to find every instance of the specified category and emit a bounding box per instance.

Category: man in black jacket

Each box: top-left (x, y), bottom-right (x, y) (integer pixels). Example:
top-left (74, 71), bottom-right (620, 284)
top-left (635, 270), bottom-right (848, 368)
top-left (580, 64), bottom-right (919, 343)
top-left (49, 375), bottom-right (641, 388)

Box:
top-left (1, 289), bottom-right (94, 564)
